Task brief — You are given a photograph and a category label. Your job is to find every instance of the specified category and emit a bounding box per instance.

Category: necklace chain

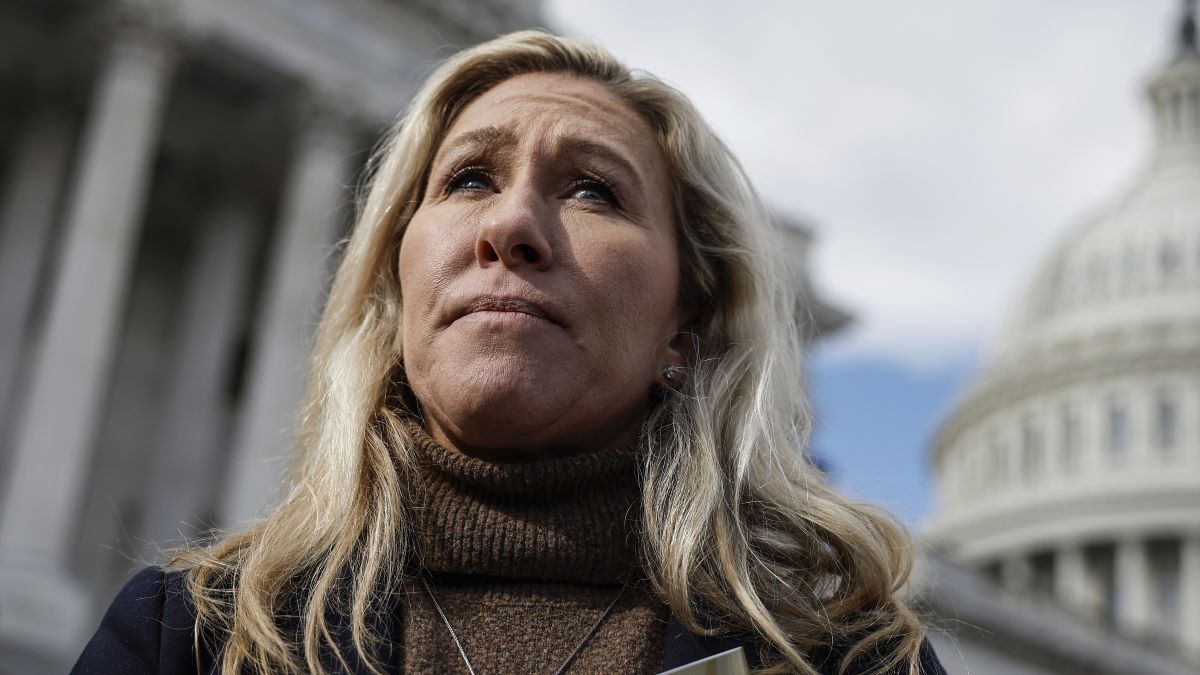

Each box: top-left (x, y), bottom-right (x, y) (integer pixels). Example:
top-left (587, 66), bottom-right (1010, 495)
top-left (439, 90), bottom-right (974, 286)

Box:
top-left (419, 576), bottom-right (626, 675)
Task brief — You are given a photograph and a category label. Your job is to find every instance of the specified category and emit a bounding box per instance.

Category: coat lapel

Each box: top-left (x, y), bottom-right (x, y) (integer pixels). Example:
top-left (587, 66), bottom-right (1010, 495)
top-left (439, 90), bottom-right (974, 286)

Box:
top-left (661, 612), bottom-right (760, 671)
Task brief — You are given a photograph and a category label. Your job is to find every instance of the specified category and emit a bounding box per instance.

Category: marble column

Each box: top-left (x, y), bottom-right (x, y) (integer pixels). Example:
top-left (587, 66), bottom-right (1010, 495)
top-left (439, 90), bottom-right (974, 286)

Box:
top-left (1116, 536), bottom-right (1152, 636)
top-left (138, 199), bottom-right (256, 557)
top-left (220, 97), bottom-right (357, 528)
top-left (1055, 544), bottom-right (1089, 613)
top-left (1181, 534), bottom-right (1200, 657)
top-left (0, 21), bottom-right (176, 658)
top-left (0, 111), bottom-right (74, 457)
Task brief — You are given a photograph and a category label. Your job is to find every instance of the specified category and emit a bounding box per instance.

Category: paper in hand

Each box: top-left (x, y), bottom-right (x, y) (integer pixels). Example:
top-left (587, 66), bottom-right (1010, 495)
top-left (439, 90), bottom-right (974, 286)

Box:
top-left (657, 647), bottom-right (750, 675)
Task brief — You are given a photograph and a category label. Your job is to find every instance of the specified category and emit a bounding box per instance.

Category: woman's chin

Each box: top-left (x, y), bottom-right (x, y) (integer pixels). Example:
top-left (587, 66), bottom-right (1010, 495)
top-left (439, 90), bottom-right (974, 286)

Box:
top-left (419, 369), bottom-right (579, 448)
top-left (408, 349), bottom-right (646, 457)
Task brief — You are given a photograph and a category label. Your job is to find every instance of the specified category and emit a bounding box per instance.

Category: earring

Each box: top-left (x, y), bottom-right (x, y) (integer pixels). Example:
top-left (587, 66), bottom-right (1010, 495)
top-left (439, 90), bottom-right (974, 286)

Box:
top-left (661, 365), bottom-right (683, 384)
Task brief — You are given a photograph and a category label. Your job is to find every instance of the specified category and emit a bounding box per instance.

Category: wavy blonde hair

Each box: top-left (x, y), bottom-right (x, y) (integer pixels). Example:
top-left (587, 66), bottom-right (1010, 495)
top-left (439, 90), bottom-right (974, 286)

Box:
top-left (172, 30), bottom-right (925, 675)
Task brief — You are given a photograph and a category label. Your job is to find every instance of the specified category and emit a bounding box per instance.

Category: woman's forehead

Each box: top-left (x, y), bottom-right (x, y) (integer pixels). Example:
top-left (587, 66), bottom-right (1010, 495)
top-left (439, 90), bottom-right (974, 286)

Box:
top-left (457, 72), bottom-right (636, 124)
top-left (438, 73), bottom-right (665, 174)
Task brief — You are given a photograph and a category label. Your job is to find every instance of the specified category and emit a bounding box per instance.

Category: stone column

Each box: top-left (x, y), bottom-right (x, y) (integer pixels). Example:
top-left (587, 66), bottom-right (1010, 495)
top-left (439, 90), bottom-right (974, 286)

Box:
top-left (220, 97), bottom-right (358, 528)
top-left (0, 111), bottom-right (74, 454)
top-left (138, 199), bottom-right (257, 556)
top-left (1181, 534), bottom-right (1200, 657)
top-left (1055, 543), bottom-right (1089, 613)
top-left (0, 18), bottom-right (176, 658)
top-left (1116, 536), bottom-right (1152, 636)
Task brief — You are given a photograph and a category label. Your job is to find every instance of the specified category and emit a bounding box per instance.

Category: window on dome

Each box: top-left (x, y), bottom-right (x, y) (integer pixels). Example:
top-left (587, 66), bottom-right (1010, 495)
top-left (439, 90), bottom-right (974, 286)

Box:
top-left (1061, 404), bottom-right (1081, 474)
top-left (1170, 91), bottom-right (1185, 137)
top-left (988, 429), bottom-right (1007, 488)
top-left (1121, 247), bottom-right (1139, 291)
top-left (1021, 415), bottom-right (1042, 481)
top-left (1044, 263), bottom-right (1065, 314)
top-left (1087, 259), bottom-right (1108, 300)
top-left (965, 446), bottom-right (976, 496)
top-left (1070, 264), bottom-right (1089, 303)
top-left (1155, 390), bottom-right (1178, 456)
top-left (942, 449), bottom-right (955, 498)
top-left (963, 444), bottom-right (976, 494)
top-left (1159, 242), bottom-right (1181, 282)
top-left (1106, 399), bottom-right (1129, 462)
top-left (950, 445), bottom-right (966, 499)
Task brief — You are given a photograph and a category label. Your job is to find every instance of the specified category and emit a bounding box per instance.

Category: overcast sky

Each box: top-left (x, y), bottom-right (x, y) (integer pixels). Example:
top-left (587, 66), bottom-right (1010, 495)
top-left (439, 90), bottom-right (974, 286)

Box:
top-left (546, 0), bottom-right (1180, 371)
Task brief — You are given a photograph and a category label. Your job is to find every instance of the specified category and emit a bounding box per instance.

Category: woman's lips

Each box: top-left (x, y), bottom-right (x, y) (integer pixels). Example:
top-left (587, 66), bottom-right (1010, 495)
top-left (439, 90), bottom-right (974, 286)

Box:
top-left (459, 295), bottom-right (561, 326)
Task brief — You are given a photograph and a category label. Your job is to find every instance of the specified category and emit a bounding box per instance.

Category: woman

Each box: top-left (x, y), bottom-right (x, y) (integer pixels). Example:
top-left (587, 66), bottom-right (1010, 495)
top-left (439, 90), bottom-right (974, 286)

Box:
top-left (73, 30), bottom-right (944, 675)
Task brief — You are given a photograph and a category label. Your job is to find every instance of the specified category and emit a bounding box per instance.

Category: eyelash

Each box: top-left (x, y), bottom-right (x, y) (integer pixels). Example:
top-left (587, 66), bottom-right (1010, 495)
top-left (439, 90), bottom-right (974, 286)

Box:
top-left (568, 173), bottom-right (622, 209)
top-left (441, 165), bottom-right (623, 210)
top-left (444, 166), bottom-right (493, 194)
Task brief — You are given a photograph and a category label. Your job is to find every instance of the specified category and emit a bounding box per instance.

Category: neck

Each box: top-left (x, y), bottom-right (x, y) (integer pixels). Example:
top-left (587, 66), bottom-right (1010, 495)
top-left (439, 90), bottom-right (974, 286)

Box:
top-left (404, 418), bottom-right (644, 583)
top-left (420, 408), bottom-right (646, 463)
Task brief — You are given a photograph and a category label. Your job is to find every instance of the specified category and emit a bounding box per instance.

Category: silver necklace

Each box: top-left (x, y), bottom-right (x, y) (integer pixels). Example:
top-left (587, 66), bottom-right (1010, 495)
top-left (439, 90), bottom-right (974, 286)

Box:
top-left (419, 576), bottom-right (626, 675)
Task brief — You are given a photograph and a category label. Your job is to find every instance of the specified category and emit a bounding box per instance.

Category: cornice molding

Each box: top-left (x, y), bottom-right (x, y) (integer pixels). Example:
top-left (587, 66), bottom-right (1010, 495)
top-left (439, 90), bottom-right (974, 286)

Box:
top-left (926, 484), bottom-right (1200, 556)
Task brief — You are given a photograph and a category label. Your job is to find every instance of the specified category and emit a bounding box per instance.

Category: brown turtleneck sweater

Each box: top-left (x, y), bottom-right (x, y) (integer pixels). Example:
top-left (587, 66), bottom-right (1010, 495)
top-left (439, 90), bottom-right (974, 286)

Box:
top-left (401, 422), bottom-right (668, 674)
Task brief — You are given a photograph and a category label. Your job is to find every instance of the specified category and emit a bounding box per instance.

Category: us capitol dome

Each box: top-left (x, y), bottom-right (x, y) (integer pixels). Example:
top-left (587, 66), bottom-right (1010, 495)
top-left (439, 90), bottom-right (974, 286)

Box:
top-left (925, 1), bottom-right (1200, 661)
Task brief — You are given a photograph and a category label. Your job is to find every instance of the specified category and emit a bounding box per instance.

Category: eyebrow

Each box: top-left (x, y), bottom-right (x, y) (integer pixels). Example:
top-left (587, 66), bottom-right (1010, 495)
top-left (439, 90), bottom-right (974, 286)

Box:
top-left (438, 126), bottom-right (644, 184)
top-left (437, 126), bottom-right (518, 164)
top-left (558, 136), bottom-right (644, 185)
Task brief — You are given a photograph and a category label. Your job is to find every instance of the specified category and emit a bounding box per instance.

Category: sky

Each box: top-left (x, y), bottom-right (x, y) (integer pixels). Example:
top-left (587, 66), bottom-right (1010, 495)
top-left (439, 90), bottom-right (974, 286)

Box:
top-left (545, 0), bottom-right (1182, 524)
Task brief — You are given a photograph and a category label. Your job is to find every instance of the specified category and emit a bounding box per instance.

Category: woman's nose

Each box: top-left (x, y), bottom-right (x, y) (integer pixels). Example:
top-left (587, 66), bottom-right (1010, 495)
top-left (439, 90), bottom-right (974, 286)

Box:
top-left (474, 183), bottom-right (554, 270)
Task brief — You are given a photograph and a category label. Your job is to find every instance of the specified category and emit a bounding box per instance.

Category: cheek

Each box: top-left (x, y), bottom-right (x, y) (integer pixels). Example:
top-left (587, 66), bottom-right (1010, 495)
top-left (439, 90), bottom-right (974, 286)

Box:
top-left (578, 234), bottom-right (681, 342)
top-left (397, 234), bottom-right (419, 321)
top-left (397, 219), bottom-right (440, 354)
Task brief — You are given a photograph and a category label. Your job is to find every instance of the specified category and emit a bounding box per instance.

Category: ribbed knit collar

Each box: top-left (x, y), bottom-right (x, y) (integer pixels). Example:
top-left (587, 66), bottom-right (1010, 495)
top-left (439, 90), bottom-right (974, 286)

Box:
top-left (405, 419), bottom-right (644, 584)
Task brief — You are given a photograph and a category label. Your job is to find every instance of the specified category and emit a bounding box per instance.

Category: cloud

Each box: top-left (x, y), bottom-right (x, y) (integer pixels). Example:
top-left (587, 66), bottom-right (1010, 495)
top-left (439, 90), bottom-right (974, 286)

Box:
top-left (546, 0), bottom-right (1176, 370)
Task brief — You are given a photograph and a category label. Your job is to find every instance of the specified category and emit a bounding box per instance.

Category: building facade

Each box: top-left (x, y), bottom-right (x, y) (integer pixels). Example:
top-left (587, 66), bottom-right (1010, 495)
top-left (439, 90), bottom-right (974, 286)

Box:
top-left (925, 3), bottom-right (1200, 670)
top-left (0, 0), bottom-right (543, 670)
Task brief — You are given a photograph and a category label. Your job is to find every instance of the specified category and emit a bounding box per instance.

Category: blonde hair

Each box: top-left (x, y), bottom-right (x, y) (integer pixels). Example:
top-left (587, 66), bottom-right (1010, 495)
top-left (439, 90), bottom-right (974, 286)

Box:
top-left (172, 30), bottom-right (925, 675)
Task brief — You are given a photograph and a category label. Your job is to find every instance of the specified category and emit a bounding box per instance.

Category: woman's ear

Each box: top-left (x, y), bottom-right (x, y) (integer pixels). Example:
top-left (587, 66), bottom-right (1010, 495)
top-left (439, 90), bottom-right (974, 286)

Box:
top-left (653, 329), bottom-right (695, 393)
top-left (662, 329), bottom-right (694, 369)
top-left (658, 307), bottom-right (697, 376)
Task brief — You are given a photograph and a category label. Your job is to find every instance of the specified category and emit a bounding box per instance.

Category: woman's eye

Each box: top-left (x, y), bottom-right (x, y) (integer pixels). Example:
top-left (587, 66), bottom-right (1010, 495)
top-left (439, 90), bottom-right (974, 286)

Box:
top-left (446, 168), bottom-right (494, 193)
top-left (569, 180), bottom-right (619, 208)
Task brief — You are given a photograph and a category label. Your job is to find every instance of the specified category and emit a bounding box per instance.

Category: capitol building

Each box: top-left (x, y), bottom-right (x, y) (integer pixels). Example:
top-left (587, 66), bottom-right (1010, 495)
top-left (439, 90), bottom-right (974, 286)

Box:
top-left (925, 1), bottom-right (1200, 670)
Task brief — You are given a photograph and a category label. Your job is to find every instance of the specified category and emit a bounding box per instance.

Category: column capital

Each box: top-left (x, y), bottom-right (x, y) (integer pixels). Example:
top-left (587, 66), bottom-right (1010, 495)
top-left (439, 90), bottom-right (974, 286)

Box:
top-left (94, 0), bottom-right (185, 72)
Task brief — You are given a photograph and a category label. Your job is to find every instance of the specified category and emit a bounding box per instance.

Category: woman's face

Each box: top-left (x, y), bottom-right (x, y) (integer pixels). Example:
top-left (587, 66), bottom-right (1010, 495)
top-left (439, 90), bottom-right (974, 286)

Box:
top-left (398, 72), bottom-right (688, 460)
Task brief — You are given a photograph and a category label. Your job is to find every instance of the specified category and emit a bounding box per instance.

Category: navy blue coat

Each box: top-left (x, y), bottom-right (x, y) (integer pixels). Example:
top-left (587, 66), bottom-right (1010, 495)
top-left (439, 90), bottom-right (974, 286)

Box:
top-left (72, 567), bottom-right (944, 674)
